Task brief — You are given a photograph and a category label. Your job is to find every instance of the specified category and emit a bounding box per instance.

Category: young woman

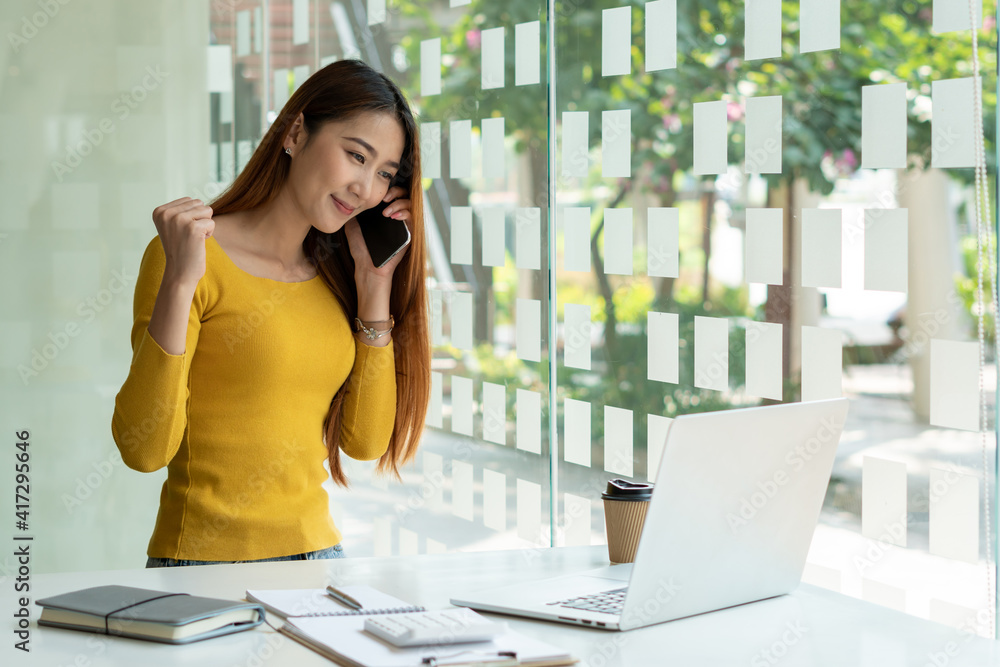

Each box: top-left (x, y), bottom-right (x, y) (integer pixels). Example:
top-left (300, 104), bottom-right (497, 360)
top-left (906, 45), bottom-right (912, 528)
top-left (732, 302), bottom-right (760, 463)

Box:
top-left (111, 60), bottom-right (430, 567)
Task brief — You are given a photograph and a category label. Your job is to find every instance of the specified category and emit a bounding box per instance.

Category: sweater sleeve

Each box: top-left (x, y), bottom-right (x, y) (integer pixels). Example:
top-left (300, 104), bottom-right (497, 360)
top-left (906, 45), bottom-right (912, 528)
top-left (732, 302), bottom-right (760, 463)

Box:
top-left (338, 337), bottom-right (397, 461)
top-left (111, 238), bottom-right (208, 473)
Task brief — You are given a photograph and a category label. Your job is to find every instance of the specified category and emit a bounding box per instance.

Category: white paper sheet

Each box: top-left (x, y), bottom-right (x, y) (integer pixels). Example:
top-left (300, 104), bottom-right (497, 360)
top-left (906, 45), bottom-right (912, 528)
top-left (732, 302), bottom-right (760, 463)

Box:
top-left (561, 112), bottom-right (589, 178)
top-left (693, 100), bottom-right (728, 175)
top-left (932, 0), bottom-right (982, 33)
top-left (745, 96), bottom-right (782, 174)
top-left (451, 375), bottom-right (473, 436)
top-left (801, 325), bottom-right (843, 401)
top-left (645, 0), bottom-right (677, 72)
top-left (450, 291), bottom-right (473, 350)
top-left (482, 208), bottom-right (506, 268)
top-left (481, 27), bottom-right (505, 90)
top-left (515, 21), bottom-right (541, 86)
top-left (516, 298), bottom-right (541, 362)
top-left (428, 371), bottom-right (443, 427)
top-left (861, 83), bottom-right (907, 169)
top-left (483, 469), bottom-right (506, 531)
top-left (602, 109), bottom-right (631, 177)
top-left (929, 468), bottom-right (979, 563)
top-left (648, 311), bottom-right (679, 384)
top-left (864, 208), bottom-right (908, 293)
top-left (236, 10), bottom-right (251, 57)
top-left (423, 451), bottom-right (444, 511)
top-left (800, 0), bottom-right (841, 53)
top-left (450, 119), bottom-right (472, 179)
top-left (516, 389), bottom-right (542, 455)
top-left (421, 38), bottom-right (441, 96)
top-left (930, 339), bottom-right (979, 431)
top-left (932, 77), bottom-right (975, 169)
top-left (745, 0), bottom-right (782, 61)
top-left (801, 208), bottom-right (842, 289)
top-left (647, 414), bottom-right (672, 482)
top-left (563, 398), bottom-right (592, 468)
top-left (564, 494), bottom-right (592, 547)
top-left (647, 207), bottom-right (679, 278)
top-left (450, 206), bottom-right (472, 265)
top-left (564, 303), bottom-right (592, 370)
top-left (745, 321), bottom-right (783, 400)
top-left (745, 208), bottom-right (784, 285)
top-left (367, 0), bottom-right (386, 26)
top-left (421, 122), bottom-right (442, 179)
top-left (694, 316), bottom-right (729, 391)
top-left (563, 206), bottom-right (592, 272)
top-left (604, 406), bottom-right (634, 477)
top-left (603, 207), bottom-right (633, 275)
top-left (452, 460), bottom-right (474, 521)
top-left (482, 381), bottom-right (507, 445)
top-left (516, 207), bottom-right (542, 270)
top-left (862, 456), bottom-right (908, 547)
top-left (293, 0), bottom-right (309, 45)
top-left (602, 7), bottom-right (632, 76)
top-left (517, 478), bottom-right (543, 543)
top-left (482, 116), bottom-right (505, 178)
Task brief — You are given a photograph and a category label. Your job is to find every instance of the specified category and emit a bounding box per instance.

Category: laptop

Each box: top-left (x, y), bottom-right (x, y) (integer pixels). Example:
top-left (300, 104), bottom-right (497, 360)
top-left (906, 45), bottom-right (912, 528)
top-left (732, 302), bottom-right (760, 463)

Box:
top-left (451, 398), bottom-right (850, 631)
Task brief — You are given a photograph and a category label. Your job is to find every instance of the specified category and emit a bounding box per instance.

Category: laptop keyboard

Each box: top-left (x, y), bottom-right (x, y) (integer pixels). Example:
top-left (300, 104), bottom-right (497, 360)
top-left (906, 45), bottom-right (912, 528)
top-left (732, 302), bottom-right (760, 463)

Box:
top-left (546, 587), bottom-right (628, 615)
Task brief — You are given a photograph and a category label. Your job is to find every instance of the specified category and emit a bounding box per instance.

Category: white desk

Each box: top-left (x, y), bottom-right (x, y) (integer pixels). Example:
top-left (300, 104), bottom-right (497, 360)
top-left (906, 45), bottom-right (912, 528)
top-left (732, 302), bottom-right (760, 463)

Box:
top-left (6, 546), bottom-right (999, 666)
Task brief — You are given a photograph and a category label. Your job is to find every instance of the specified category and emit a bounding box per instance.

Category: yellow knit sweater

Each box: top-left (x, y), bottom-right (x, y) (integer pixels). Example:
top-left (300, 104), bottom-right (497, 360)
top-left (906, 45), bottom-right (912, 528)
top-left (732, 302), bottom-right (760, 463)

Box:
top-left (111, 235), bottom-right (396, 561)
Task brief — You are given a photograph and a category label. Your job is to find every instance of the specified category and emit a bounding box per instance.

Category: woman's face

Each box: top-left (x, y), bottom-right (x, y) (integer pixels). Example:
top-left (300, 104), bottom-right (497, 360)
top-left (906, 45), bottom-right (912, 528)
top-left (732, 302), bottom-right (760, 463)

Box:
top-left (287, 112), bottom-right (406, 235)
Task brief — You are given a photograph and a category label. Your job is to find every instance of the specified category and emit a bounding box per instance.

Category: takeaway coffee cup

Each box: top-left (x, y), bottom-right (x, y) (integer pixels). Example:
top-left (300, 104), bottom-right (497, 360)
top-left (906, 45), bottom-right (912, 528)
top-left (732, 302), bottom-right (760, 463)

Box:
top-left (602, 479), bottom-right (654, 564)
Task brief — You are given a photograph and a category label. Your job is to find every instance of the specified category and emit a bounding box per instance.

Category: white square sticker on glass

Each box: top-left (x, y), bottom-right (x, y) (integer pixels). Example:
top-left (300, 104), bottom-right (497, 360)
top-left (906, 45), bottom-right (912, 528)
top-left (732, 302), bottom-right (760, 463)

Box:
top-left (483, 469), bottom-right (506, 531)
top-left (516, 389), bottom-right (542, 455)
top-left (292, 65), bottom-right (310, 92)
top-left (647, 311), bottom-right (679, 384)
top-left (862, 456), bottom-right (907, 547)
top-left (801, 208), bottom-right (842, 289)
top-left (564, 494), bottom-right (592, 547)
top-left (236, 10), bottom-right (251, 57)
top-left (745, 96), bottom-right (782, 174)
top-left (603, 207), bottom-right (633, 275)
top-left (515, 21), bottom-right (541, 86)
top-left (293, 0), bottom-right (309, 45)
top-left (933, 0), bottom-right (982, 33)
top-left (374, 517), bottom-right (391, 556)
top-left (367, 0), bottom-right (386, 26)
top-left (561, 112), bottom-right (589, 178)
top-left (273, 68), bottom-right (290, 111)
top-left (645, 0), bottom-right (677, 72)
top-left (602, 6), bottom-right (632, 76)
top-left (421, 38), bottom-right (441, 96)
top-left (602, 110), bottom-right (631, 178)
top-left (516, 298), bottom-right (541, 363)
top-left (694, 316), bottom-right (729, 391)
top-left (517, 479), bottom-right (544, 545)
top-left (482, 381), bottom-right (507, 445)
top-left (430, 289), bottom-right (444, 345)
top-left (693, 100), bottom-right (728, 175)
top-left (564, 303), bottom-right (592, 370)
top-left (423, 451), bottom-right (443, 511)
top-left (428, 371), bottom-right (443, 427)
top-left (929, 468), bottom-right (979, 563)
top-left (451, 375), bottom-right (473, 436)
top-left (452, 460), bottom-right (474, 521)
top-left (647, 414), bottom-right (672, 482)
top-left (482, 116), bottom-right (505, 178)
top-left (481, 27), bottom-right (505, 90)
top-left (864, 208), bottom-right (908, 293)
top-left (861, 83), bottom-right (907, 169)
top-left (647, 207), bottom-right (679, 278)
top-left (421, 122), bottom-right (442, 179)
top-left (450, 0), bottom-right (471, 6)
top-left (450, 119), bottom-right (472, 179)
top-left (801, 325), bottom-right (842, 401)
top-left (563, 206), bottom-right (592, 272)
top-left (932, 78), bottom-right (975, 169)
top-left (745, 321), bottom-right (783, 401)
top-left (208, 45), bottom-right (234, 93)
top-left (450, 291), bottom-right (473, 351)
top-left (930, 339), bottom-right (979, 431)
top-left (398, 528), bottom-right (418, 556)
top-left (604, 406), bottom-right (634, 477)
top-left (482, 208), bottom-right (506, 268)
top-left (516, 207), bottom-right (541, 270)
top-left (800, 0), bottom-right (840, 53)
top-left (745, 208), bottom-right (784, 285)
top-left (745, 0), bottom-right (781, 61)
top-left (450, 206), bottom-right (472, 265)
top-left (564, 398), bottom-right (592, 468)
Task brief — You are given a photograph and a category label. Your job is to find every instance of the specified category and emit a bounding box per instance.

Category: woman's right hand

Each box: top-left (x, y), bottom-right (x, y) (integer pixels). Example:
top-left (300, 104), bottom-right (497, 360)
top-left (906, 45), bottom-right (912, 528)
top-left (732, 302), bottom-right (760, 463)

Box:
top-left (152, 197), bottom-right (215, 289)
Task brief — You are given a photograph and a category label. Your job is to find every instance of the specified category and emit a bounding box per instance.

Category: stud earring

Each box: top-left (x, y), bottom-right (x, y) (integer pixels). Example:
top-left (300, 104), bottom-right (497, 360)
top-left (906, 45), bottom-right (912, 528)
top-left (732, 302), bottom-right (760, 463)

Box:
top-left (285, 148), bottom-right (291, 156)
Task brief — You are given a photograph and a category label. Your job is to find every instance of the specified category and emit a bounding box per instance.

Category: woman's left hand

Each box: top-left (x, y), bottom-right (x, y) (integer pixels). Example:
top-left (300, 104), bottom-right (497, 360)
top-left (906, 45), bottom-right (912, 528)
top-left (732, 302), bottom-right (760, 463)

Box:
top-left (345, 185), bottom-right (412, 281)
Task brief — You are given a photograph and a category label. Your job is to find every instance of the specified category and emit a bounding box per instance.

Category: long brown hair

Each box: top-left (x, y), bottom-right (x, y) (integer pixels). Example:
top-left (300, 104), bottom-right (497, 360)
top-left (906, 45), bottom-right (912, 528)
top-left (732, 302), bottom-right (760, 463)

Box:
top-left (208, 60), bottom-right (429, 486)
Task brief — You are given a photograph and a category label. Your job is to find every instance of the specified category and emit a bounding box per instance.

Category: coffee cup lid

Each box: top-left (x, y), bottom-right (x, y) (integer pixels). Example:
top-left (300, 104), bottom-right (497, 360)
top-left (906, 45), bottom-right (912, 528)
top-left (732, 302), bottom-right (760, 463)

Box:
top-left (601, 478), bottom-right (654, 501)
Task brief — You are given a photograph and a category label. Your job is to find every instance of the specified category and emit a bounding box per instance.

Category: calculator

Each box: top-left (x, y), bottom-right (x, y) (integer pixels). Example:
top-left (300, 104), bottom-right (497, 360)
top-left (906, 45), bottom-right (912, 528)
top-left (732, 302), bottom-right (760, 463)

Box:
top-left (363, 609), bottom-right (505, 647)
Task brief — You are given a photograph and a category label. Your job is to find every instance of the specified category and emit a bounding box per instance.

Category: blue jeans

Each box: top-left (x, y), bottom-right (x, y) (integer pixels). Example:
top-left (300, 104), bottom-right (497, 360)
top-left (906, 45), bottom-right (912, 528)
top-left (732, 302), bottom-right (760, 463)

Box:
top-left (145, 543), bottom-right (345, 568)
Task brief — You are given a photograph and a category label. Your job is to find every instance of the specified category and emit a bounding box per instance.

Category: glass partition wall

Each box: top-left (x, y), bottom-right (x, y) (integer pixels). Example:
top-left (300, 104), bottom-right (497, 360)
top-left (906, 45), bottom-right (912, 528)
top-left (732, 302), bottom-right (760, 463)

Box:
top-left (2, 0), bottom-right (997, 641)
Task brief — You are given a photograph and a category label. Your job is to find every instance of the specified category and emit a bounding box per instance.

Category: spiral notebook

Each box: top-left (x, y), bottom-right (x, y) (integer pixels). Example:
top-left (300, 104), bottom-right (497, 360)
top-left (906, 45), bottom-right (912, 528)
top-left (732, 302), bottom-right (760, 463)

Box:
top-left (244, 585), bottom-right (425, 622)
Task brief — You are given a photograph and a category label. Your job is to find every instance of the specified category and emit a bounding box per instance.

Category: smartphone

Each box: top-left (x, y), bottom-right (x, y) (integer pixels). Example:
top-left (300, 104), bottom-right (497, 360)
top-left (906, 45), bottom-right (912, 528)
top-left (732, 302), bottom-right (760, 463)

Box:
top-left (357, 199), bottom-right (412, 269)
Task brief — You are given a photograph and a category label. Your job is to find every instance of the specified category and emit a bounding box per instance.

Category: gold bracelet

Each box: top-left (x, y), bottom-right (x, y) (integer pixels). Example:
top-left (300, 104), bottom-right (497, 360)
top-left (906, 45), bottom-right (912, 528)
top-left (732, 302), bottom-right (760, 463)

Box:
top-left (354, 315), bottom-right (394, 340)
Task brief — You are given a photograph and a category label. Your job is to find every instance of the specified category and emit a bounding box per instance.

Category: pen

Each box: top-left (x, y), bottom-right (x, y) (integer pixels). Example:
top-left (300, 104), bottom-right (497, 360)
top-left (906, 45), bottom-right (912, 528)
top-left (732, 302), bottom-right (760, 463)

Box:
top-left (326, 585), bottom-right (363, 610)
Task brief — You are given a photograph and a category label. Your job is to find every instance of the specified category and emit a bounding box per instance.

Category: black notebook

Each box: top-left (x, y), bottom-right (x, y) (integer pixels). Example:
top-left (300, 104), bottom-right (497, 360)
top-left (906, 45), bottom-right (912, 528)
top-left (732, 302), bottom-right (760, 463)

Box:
top-left (36, 585), bottom-right (265, 644)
